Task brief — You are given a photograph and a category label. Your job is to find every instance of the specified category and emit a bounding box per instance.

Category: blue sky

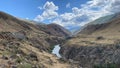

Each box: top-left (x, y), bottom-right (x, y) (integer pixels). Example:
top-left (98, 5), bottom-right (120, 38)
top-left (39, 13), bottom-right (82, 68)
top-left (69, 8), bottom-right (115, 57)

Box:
top-left (0, 0), bottom-right (88, 20)
top-left (0, 0), bottom-right (120, 30)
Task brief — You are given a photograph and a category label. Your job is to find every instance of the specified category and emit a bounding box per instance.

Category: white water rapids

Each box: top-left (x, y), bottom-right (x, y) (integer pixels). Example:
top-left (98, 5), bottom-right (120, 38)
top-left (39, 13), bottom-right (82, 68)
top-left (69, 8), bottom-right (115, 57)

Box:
top-left (52, 45), bottom-right (61, 58)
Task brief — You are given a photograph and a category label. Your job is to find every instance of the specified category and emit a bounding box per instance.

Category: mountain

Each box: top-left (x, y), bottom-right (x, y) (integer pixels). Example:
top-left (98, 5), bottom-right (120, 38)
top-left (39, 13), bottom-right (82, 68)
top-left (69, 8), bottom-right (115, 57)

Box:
top-left (37, 23), bottom-right (71, 38)
top-left (79, 13), bottom-right (120, 35)
top-left (0, 11), bottom-right (75, 68)
top-left (60, 13), bottom-right (120, 68)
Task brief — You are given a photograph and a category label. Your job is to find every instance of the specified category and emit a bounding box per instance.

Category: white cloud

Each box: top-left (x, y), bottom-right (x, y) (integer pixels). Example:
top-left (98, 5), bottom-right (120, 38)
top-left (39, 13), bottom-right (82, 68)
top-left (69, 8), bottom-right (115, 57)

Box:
top-left (34, 15), bottom-right (44, 21)
top-left (42, 10), bottom-right (58, 19)
top-left (66, 3), bottom-right (70, 8)
top-left (53, 0), bottom-right (120, 28)
top-left (38, 6), bottom-right (42, 10)
top-left (34, 1), bottom-right (58, 22)
top-left (35, 0), bottom-right (120, 30)
top-left (43, 1), bottom-right (58, 11)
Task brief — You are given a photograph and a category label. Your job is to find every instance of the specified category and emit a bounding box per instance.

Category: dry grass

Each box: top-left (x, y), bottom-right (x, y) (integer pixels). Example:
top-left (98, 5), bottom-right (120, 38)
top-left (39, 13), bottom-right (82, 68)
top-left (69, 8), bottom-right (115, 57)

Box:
top-left (66, 31), bottom-right (120, 47)
top-left (20, 43), bottom-right (71, 68)
top-left (66, 17), bottom-right (120, 47)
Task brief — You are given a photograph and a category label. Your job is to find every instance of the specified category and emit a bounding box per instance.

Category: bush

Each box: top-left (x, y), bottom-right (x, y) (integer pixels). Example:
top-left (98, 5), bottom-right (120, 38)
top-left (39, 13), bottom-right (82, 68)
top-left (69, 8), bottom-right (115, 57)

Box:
top-left (59, 58), bottom-right (66, 63)
top-left (49, 45), bottom-right (55, 53)
top-left (96, 36), bottom-right (104, 40)
top-left (18, 63), bottom-right (32, 68)
top-left (94, 63), bottom-right (118, 68)
top-left (16, 57), bottom-right (24, 63)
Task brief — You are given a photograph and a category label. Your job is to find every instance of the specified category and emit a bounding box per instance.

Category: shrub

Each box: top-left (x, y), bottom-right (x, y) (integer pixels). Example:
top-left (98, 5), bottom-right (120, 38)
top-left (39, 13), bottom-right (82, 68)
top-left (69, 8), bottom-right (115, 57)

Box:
top-left (18, 63), bottom-right (32, 68)
top-left (96, 36), bottom-right (104, 40)
top-left (59, 58), bottom-right (66, 63)
top-left (93, 63), bottom-right (118, 68)
top-left (16, 57), bottom-right (24, 63)
top-left (49, 45), bottom-right (55, 53)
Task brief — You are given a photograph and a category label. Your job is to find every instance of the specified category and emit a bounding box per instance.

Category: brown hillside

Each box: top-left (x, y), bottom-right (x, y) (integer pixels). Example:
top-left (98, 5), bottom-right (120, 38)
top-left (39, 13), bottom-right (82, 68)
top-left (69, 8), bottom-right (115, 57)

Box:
top-left (0, 11), bottom-right (74, 68)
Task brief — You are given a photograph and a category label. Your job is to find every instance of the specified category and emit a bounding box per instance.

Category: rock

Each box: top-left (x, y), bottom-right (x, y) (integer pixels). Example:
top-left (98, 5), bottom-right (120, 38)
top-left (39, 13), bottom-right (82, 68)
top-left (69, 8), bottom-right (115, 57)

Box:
top-left (60, 44), bottom-right (120, 68)
top-left (2, 55), bottom-right (8, 60)
top-left (28, 52), bottom-right (38, 61)
top-left (11, 65), bottom-right (17, 68)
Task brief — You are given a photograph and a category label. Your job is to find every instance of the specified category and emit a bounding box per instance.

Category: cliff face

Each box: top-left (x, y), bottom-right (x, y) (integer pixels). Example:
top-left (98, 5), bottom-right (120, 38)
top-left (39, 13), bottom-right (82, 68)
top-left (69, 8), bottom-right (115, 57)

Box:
top-left (60, 44), bottom-right (120, 68)
top-left (0, 11), bottom-right (73, 68)
top-left (60, 13), bottom-right (120, 68)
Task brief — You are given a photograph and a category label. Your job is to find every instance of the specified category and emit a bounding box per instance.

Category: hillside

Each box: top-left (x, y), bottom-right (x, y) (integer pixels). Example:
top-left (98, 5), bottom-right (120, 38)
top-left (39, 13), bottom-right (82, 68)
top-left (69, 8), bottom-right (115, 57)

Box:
top-left (0, 11), bottom-right (75, 68)
top-left (60, 13), bottom-right (120, 68)
top-left (37, 23), bottom-right (71, 38)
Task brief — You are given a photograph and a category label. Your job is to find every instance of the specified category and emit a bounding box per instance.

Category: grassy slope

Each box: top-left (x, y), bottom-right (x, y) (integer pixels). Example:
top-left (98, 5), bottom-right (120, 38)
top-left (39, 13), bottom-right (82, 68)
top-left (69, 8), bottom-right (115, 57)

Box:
top-left (0, 11), bottom-right (73, 68)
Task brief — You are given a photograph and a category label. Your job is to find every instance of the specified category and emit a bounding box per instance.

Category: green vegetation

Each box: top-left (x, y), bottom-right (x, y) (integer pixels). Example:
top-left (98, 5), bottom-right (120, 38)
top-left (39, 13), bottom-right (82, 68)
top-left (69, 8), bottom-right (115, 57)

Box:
top-left (94, 63), bottom-right (118, 68)
top-left (2, 51), bottom-right (11, 55)
top-left (96, 36), bottom-right (104, 40)
top-left (49, 45), bottom-right (55, 53)
top-left (16, 57), bottom-right (24, 63)
top-left (18, 63), bottom-right (32, 68)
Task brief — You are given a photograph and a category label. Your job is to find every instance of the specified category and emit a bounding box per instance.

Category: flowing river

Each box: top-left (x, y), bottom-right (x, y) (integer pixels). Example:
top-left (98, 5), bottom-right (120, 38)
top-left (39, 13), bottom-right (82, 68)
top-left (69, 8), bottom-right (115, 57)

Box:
top-left (52, 44), bottom-right (61, 58)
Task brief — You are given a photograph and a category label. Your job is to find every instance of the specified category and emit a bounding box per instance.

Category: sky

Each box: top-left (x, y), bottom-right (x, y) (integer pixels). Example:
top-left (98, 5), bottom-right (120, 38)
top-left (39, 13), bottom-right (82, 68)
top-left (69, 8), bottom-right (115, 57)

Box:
top-left (0, 0), bottom-right (120, 30)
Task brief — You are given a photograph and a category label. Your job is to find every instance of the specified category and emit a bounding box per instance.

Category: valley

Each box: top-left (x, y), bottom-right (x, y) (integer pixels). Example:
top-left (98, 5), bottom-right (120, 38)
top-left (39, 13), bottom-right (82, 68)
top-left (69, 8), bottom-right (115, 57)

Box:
top-left (0, 11), bottom-right (78, 68)
top-left (0, 11), bottom-right (120, 68)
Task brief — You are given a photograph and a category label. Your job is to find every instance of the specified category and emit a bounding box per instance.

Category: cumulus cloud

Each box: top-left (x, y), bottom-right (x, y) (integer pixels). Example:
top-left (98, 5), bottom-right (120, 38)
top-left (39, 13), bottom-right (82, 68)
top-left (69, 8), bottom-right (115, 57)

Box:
top-left (35, 0), bottom-right (120, 29)
top-left (34, 1), bottom-right (58, 21)
top-left (43, 1), bottom-right (58, 11)
top-left (34, 15), bottom-right (44, 21)
top-left (53, 0), bottom-right (120, 29)
top-left (66, 3), bottom-right (70, 8)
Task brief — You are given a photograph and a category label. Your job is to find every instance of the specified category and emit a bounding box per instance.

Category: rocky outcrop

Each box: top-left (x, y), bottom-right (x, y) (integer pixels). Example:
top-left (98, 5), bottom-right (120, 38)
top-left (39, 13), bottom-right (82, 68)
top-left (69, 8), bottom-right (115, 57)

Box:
top-left (0, 32), bottom-right (26, 40)
top-left (60, 43), bottom-right (120, 68)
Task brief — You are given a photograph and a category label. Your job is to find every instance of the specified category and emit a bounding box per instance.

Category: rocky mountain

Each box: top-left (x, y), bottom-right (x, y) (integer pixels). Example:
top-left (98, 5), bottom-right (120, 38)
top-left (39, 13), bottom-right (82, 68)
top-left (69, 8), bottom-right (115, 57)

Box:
top-left (60, 13), bottom-right (120, 68)
top-left (0, 11), bottom-right (75, 68)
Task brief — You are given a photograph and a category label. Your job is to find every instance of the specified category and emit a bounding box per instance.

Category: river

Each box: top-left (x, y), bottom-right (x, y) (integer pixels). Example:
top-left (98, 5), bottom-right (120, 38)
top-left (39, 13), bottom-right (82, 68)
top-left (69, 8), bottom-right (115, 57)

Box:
top-left (52, 44), bottom-right (61, 58)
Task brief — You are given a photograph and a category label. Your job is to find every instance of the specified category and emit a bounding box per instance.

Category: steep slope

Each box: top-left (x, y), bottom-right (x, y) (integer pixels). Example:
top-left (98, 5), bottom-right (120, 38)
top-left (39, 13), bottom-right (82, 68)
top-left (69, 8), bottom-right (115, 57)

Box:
top-left (79, 13), bottom-right (120, 35)
top-left (60, 13), bottom-right (120, 68)
top-left (37, 23), bottom-right (71, 38)
top-left (72, 14), bottom-right (117, 35)
top-left (0, 11), bottom-right (74, 68)
top-left (0, 11), bottom-right (72, 50)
